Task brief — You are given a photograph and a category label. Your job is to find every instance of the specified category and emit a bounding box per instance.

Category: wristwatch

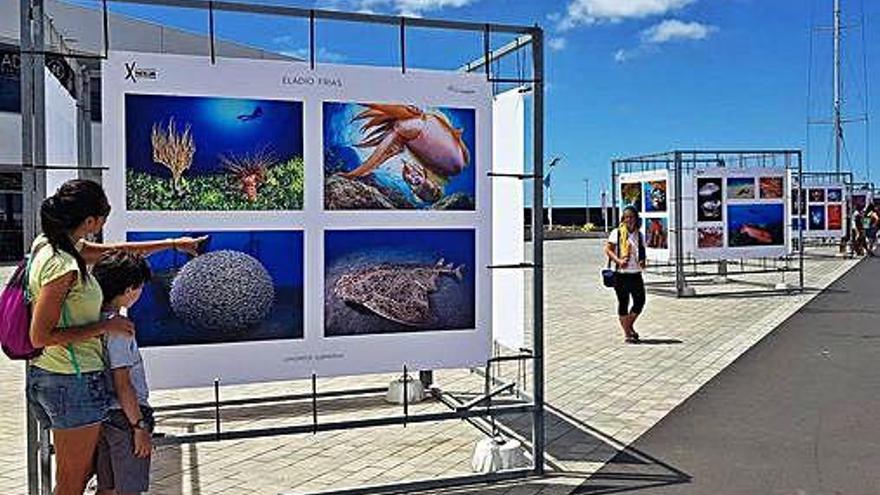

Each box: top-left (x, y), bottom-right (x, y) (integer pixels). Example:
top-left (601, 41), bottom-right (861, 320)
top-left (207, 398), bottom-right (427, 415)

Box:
top-left (131, 418), bottom-right (148, 431)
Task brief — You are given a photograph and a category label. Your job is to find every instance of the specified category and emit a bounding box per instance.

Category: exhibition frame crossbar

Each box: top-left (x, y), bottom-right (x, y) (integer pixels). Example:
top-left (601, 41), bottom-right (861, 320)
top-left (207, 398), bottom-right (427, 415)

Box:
top-left (611, 150), bottom-right (805, 298)
top-left (17, 0), bottom-right (546, 493)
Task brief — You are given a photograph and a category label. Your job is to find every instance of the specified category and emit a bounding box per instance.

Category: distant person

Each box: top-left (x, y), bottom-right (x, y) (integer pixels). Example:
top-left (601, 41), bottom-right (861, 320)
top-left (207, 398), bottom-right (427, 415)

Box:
top-left (852, 207), bottom-right (866, 256)
top-left (604, 206), bottom-right (646, 344)
top-left (92, 251), bottom-right (154, 495)
top-left (865, 204), bottom-right (879, 256)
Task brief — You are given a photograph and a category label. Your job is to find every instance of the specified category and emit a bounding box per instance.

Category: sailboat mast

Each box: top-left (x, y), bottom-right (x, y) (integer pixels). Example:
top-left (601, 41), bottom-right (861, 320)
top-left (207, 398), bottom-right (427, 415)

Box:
top-left (833, 0), bottom-right (843, 173)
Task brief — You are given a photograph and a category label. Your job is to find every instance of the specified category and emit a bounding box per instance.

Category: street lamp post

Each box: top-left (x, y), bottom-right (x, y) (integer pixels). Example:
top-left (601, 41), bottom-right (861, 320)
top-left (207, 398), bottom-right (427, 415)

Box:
top-left (545, 157), bottom-right (561, 230)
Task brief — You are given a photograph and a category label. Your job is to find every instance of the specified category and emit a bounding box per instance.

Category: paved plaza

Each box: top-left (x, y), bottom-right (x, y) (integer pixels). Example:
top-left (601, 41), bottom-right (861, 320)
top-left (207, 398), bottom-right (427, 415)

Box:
top-left (0, 239), bottom-right (860, 494)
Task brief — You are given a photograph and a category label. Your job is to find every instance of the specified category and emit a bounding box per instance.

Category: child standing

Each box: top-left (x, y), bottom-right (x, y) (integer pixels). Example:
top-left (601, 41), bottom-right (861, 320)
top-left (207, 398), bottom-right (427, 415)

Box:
top-left (91, 250), bottom-right (154, 495)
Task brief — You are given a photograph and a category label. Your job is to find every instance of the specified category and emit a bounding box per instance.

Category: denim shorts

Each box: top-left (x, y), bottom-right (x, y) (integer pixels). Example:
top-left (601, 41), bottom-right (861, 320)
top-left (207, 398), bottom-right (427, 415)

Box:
top-left (26, 366), bottom-right (110, 430)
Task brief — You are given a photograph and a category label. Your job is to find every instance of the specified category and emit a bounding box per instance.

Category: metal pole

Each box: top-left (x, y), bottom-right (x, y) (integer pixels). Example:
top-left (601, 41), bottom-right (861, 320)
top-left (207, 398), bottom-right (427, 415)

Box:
top-left (833, 0), bottom-right (843, 174)
top-left (547, 175), bottom-right (553, 230)
top-left (674, 152), bottom-right (685, 296)
top-left (530, 25), bottom-right (545, 476)
top-left (601, 190), bottom-right (608, 232)
top-left (583, 178), bottom-right (589, 226)
top-left (799, 152), bottom-right (805, 290)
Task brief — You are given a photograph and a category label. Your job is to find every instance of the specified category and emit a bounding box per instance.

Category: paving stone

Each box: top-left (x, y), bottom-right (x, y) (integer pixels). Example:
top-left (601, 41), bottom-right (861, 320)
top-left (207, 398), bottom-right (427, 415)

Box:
top-left (0, 243), bottom-right (858, 494)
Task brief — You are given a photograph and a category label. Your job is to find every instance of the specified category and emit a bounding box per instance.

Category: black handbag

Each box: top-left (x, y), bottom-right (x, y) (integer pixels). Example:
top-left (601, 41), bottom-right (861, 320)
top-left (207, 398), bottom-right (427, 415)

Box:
top-left (601, 265), bottom-right (616, 288)
top-left (601, 237), bottom-right (618, 288)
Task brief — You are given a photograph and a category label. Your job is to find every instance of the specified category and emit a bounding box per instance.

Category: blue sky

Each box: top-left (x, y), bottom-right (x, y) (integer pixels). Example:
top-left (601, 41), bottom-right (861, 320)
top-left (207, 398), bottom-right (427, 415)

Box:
top-left (94, 0), bottom-right (879, 207)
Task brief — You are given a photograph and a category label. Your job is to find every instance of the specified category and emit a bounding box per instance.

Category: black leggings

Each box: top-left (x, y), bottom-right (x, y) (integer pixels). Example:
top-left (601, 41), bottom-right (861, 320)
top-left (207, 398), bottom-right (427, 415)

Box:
top-left (614, 272), bottom-right (646, 316)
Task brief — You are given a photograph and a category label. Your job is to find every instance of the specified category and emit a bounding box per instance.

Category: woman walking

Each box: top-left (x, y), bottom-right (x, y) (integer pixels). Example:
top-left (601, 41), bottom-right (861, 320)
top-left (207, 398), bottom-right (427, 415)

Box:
top-left (26, 179), bottom-right (203, 495)
top-left (604, 206), bottom-right (647, 344)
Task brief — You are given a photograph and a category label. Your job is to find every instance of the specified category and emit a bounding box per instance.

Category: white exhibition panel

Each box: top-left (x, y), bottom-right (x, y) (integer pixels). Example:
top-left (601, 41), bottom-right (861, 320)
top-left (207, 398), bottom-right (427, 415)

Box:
top-left (788, 175), bottom-right (847, 239)
top-left (618, 169), bottom-right (672, 263)
top-left (693, 167), bottom-right (789, 260)
top-left (103, 51), bottom-right (493, 389)
top-left (491, 89), bottom-right (525, 351)
top-left (45, 66), bottom-right (79, 194)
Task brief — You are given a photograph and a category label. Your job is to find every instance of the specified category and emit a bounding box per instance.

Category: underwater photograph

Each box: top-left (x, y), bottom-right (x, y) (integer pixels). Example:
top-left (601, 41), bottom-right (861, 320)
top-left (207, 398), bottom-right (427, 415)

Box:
top-left (127, 230), bottom-right (304, 347)
top-left (808, 188), bottom-right (825, 203)
top-left (697, 226), bottom-right (724, 248)
top-left (643, 180), bottom-right (667, 212)
top-left (726, 177), bottom-right (755, 200)
top-left (621, 182), bottom-right (642, 211)
top-left (645, 218), bottom-right (668, 249)
top-left (759, 177), bottom-right (784, 199)
top-left (125, 94), bottom-right (304, 211)
top-left (827, 204), bottom-right (843, 230)
top-left (727, 204), bottom-right (785, 247)
top-left (324, 229), bottom-right (476, 336)
top-left (323, 102), bottom-right (477, 210)
top-left (697, 178), bottom-right (723, 222)
top-left (827, 188), bottom-right (843, 202)
top-left (808, 205), bottom-right (826, 231)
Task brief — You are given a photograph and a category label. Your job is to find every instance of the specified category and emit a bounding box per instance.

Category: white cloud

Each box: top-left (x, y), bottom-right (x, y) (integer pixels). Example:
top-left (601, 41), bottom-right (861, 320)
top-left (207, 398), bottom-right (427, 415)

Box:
top-left (614, 18), bottom-right (716, 63)
top-left (613, 48), bottom-right (636, 63)
top-left (281, 47), bottom-right (347, 63)
top-left (272, 35), bottom-right (347, 63)
top-left (557, 0), bottom-right (696, 30)
top-left (548, 37), bottom-right (567, 51)
top-left (319, 0), bottom-right (476, 16)
top-left (641, 19), bottom-right (715, 44)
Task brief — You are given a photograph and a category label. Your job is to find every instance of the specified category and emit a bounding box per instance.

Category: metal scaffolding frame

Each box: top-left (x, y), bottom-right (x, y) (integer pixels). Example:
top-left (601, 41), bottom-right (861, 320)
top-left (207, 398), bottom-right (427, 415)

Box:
top-left (611, 150), bottom-right (805, 298)
top-left (18, 0), bottom-right (546, 493)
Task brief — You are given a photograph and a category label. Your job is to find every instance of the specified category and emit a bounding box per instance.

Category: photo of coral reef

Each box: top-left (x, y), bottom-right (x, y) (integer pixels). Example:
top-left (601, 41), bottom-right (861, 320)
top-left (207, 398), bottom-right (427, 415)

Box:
top-left (125, 94), bottom-right (304, 211)
top-left (323, 102), bottom-right (476, 210)
top-left (697, 178), bottom-right (723, 222)
top-left (324, 229), bottom-right (476, 336)
top-left (808, 205), bottom-right (826, 231)
top-left (827, 204), bottom-right (843, 230)
top-left (645, 218), bottom-right (668, 249)
top-left (697, 226), bottom-right (724, 248)
top-left (759, 177), bottom-right (784, 199)
top-left (727, 204), bottom-right (785, 247)
top-left (727, 178), bottom-right (755, 200)
top-left (127, 230), bottom-right (304, 347)
top-left (621, 182), bottom-right (642, 211)
top-left (643, 180), bottom-right (667, 212)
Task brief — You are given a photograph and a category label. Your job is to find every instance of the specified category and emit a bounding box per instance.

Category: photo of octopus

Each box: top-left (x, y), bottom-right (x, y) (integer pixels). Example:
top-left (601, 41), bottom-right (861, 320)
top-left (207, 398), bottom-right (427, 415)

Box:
top-left (324, 229), bottom-right (476, 336)
top-left (323, 102), bottom-right (477, 210)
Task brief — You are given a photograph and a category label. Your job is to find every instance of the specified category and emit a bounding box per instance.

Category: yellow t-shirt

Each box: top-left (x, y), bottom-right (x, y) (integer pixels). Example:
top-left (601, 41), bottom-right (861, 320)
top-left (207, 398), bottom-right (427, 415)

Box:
top-left (28, 235), bottom-right (105, 374)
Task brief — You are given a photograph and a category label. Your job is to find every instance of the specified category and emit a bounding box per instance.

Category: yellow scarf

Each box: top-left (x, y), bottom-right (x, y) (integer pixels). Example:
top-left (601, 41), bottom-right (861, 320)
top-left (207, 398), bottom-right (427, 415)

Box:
top-left (618, 223), bottom-right (631, 260)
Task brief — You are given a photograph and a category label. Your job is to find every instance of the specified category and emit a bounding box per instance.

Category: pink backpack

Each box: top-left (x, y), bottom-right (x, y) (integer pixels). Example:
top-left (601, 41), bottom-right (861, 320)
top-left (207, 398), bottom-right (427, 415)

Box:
top-left (0, 254), bottom-right (42, 360)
